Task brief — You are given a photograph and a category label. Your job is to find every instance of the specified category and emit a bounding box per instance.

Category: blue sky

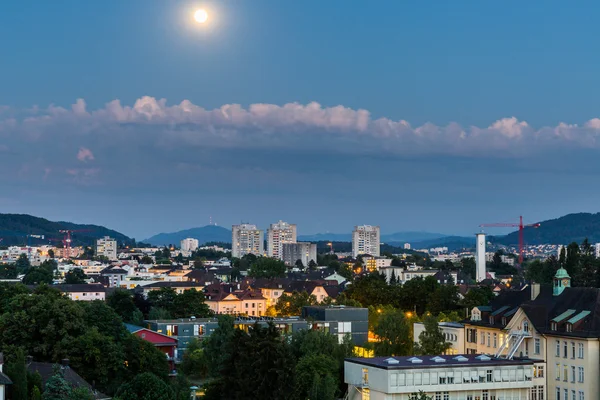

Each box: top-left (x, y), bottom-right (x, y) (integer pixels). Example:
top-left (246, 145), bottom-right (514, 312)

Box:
top-left (1, 0), bottom-right (600, 239)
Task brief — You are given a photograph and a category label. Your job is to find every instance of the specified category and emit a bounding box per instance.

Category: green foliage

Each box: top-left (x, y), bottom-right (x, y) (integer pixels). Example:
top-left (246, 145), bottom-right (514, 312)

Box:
top-left (408, 390), bottom-right (434, 400)
top-left (41, 368), bottom-right (72, 400)
top-left (292, 353), bottom-right (337, 400)
top-left (373, 309), bottom-right (412, 356)
top-left (140, 255), bottom-right (153, 264)
top-left (171, 289), bottom-right (211, 318)
top-left (106, 289), bottom-right (140, 323)
top-left (274, 291), bottom-right (317, 316)
top-left (0, 263), bottom-right (17, 279)
top-left (148, 307), bottom-right (172, 320)
top-left (180, 338), bottom-right (208, 378)
top-left (147, 288), bottom-right (177, 310)
top-left (460, 257), bottom-right (476, 280)
top-left (202, 315), bottom-right (235, 377)
top-left (64, 268), bottom-right (87, 284)
top-left (16, 254), bottom-right (31, 274)
top-left (23, 261), bottom-right (55, 285)
top-left (248, 257), bottom-right (286, 278)
top-left (344, 273), bottom-right (392, 307)
top-left (115, 372), bottom-right (174, 400)
top-left (5, 348), bottom-right (28, 400)
top-left (121, 335), bottom-right (170, 381)
top-left (28, 371), bottom-right (43, 400)
top-left (427, 285), bottom-right (460, 315)
top-left (414, 315), bottom-right (451, 355)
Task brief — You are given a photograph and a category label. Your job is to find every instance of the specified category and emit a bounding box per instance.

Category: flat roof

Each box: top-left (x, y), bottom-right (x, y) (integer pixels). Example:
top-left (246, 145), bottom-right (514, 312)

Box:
top-left (345, 354), bottom-right (537, 370)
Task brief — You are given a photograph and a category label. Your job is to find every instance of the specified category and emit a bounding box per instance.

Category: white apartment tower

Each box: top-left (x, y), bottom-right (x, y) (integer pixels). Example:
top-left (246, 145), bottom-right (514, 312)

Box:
top-left (96, 236), bottom-right (117, 261)
top-left (476, 232), bottom-right (486, 282)
top-left (267, 220), bottom-right (297, 259)
top-left (232, 224), bottom-right (264, 258)
top-left (352, 225), bottom-right (380, 258)
top-left (180, 238), bottom-right (199, 257)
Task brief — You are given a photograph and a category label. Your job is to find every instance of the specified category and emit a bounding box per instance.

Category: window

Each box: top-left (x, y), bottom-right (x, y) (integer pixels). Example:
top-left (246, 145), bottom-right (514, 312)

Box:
top-left (362, 388), bottom-right (370, 400)
top-left (435, 393), bottom-right (441, 400)
top-left (493, 333), bottom-right (497, 348)
top-left (579, 391), bottom-right (584, 400)
top-left (578, 343), bottom-right (584, 359)
top-left (523, 321), bottom-right (529, 332)
top-left (556, 340), bottom-right (561, 356)
top-left (572, 390), bottom-right (576, 400)
top-left (566, 323), bottom-right (573, 332)
top-left (481, 332), bottom-right (485, 345)
top-left (534, 365), bottom-right (544, 378)
top-left (362, 368), bottom-right (368, 385)
top-left (482, 390), bottom-right (488, 400)
top-left (563, 365), bottom-right (568, 382)
top-left (557, 388), bottom-right (561, 400)
top-left (571, 366), bottom-right (575, 382)
top-left (578, 367), bottom-right (584, 383)
top-left (486, 370), bottom-right (493, 382)
top-left (556, 363), bottom-right (561, 380)
top-left (535, 338), bottom-right (541, 354)
top-left (531, 387), bottom-right (538, 400)
top-left (564, 341), bottom-right (568, 358)
top-left (487, 333), bottom-right (491, 347)
top-left (443, 393), bottom-right (449, 400)
top-left (551, 322), bottom-right (557, 331)
top-left (467, 396), bottom-right (473, 400)
top-left (564, 389), bottom-right (568, 400)
top-left (439, 377), bottom-right (446, 384)
top-left (571, 342), bottom-right (575, 358)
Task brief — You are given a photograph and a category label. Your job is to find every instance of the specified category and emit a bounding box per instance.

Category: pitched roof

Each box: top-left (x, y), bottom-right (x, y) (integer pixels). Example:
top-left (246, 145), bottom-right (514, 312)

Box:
top-left (26, 362), bottom-right (109, 400)
top-left (142, 281), bottom-right (205, 289)
top-left (53, 284), bottom-right (106, 293)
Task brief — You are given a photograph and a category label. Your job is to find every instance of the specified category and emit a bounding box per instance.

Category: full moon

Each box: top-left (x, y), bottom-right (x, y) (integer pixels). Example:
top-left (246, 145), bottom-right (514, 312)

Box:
top-left (194, 9), bottom-right (208, 23)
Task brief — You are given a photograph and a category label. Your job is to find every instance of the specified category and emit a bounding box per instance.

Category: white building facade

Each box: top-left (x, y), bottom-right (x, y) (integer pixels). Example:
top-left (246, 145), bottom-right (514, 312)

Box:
top-left (96, 236), bottom-right (117, 260)
top-left (180, 238), bottom-right (199, 257)
top-left (282, 242), bottom-right (317, 267)
top-left (476, 233), bottom-right (486, 282)
top-left (266, 220), bottom-right (297, 259)
top-left (232, 224), bottom-right (264, 258)
top-left (352, 225), bottom-right (380, 258)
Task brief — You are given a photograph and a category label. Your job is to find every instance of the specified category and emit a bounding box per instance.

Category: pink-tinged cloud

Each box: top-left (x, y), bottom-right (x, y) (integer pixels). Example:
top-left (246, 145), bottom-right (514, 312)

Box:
top-left (77, 147), bottom-right (95, 162)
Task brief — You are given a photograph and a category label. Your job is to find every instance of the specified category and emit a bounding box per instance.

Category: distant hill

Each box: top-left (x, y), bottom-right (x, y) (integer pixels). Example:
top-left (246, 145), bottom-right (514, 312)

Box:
top-left (0, 213), bottom-right (134, 247)
top-left (143, 225), bottom-right (232, 246)
top-left (494, 212), bottom-right (600, 246)
top-left (298, 233), bottom-right (351, 242)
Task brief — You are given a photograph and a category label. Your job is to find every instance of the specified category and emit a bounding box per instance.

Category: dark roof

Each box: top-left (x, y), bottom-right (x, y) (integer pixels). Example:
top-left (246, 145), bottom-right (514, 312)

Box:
top-left (124, 323), bottom-right (142, 333)
top-left (465, 286), bottom-right (534, 329)
top-left (26, 362), bottom-right (109, 400)
top-left (53, 284), bottom-right (106, 293)
top-left (142, 281), bottom-right (205, 289)
top-left (346, 354), bottom-right (535, 370)
top-left (101, 267), bottom-right (127, 275)
top-left (0, 372), bottom-right (11, 385)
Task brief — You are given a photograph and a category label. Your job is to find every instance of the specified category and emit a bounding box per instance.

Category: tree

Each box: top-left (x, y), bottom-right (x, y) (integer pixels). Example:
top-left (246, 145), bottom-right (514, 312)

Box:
top-left (461, 287), bottom-right (495, 311)
top-left (564, 242), bottom-right (580, 278)
top-left (308, 260), bottom-right (318, 270)
top-left (171, 289), bottom-right (211, 319)
top-left (344, 273), bottom-right (392, 307)
top-left (292, 353), bottom-right (338, 400)
top-left (408, 391), bottom-right (434, 400)
top-left (140, 255), bottom-right (153, 264)
top-left (106, 289), bottom-right (140, 323)
top-left (295, 259), bottom-right (304, 269)
top-left (121, 335), bottom-right (170, 381)
top-left (460, 257), bottom-right (476, 281)
top-left (414, 315), bottom-right (451, 355)
top-left (42, 367), bottom-right (72, 400)
top-left (0, 263), bottom-right (17, 279)
top-left (115, 372), bottom-right (174, 400)
top-left (202, 315), bottom-right (235, 377)
top-left (275, 291), bottom-right (317, 316)
top-left (48, 249), bottom-right (55, 259)
top-left (15, 254), bottom-right (31, 274)
top-left (148, 307), bottom-right (172, 320)
top-left (180, 338), bottom-right (208, 378)
top-left (64, 268), bottom-right (87, 284)
top-left (22, 267), bottom-right (53, 285)
top-left (5, 348), bottom-right (28, 400)
top-left (248, 257), bottom-right (286, 278)
top-left (373, 309), bottom-right (412, 356)
top-left (427, 285), bottom-right (460, 315)
top-left (147, 288), bottom-right (177, 311)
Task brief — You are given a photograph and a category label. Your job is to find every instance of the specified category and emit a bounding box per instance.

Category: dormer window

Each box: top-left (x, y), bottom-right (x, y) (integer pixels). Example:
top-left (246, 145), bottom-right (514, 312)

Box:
top-left (551, 322), bottom-right (557, 331)
top-left (566, 323), bottom-right (573, 332)
top-left (489, 316), bottom-right (494, 325)
top-left (502, 317), bottom-right (507, 326)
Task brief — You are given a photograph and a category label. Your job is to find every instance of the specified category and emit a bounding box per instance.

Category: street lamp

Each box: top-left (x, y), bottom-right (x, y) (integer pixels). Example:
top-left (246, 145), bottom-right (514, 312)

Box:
top-left (190, 386), bottom-right (198, 400)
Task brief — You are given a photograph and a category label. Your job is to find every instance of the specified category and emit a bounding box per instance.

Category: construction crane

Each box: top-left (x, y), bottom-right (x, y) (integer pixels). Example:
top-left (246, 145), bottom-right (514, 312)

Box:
top-left (479, 216), bottom-right (541, 265)
top-left (58, 229), bottom-right (92, 258)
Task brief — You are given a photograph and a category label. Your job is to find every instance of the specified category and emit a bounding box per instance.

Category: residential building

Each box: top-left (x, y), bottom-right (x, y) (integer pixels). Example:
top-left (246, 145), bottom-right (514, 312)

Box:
top-left (138, 281), bottom-right (206, 297)
top-left (54, 284), bottom-right (106, 301)
top-left (363, 256), bottom-right (392, 272)
top-left (99, 267), bottom-right (128, 288)
top-left (96, 236), bottom-right (117, 261)
top-left (180, 238), bottom-right (199, 257)
top-left (125, 324), bottom-right (178, 374)
top-left (404, 243), bottom-right (411, 250)
top-left (231, 224), bottom-right (264, 258)
top-left (352, 225), bottom-right (380, 257)
top-left (267, 220), bottom-right (297, 259)
top-left (282, 242), bottom-right (317, 267)
top-left (344, 354), bottom-right (543, 400)
top-left (0, 354), bottom-right (12, 400)
top-left (204, 283), bottom-right (267, 317)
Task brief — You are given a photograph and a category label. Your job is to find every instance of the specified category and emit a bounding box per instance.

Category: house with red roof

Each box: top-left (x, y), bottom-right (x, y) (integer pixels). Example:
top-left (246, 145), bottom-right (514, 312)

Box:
top-left (125, 323), bottom-right (178, 374)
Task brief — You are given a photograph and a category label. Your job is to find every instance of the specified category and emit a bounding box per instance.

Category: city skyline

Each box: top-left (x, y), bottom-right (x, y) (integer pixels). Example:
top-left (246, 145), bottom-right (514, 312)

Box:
top-left (3, 1), bottom-right (600, 239)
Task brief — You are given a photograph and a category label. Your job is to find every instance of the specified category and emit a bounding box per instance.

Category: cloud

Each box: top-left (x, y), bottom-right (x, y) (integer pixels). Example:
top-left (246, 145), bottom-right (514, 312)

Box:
top-left (77, 147), bottom-right (94, 162)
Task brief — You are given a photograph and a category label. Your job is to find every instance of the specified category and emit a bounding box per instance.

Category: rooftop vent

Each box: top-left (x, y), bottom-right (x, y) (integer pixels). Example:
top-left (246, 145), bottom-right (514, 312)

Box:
top-left (430, 356), bottom-right (446, 363)
top-left (384, 357), bottom-right (400, 365)
top-left (453, 356), bottom-right (469, 362)
top-left (407, 357), bottom-right (422, 364)
top-left (475, 355), bottom-right (491, 361)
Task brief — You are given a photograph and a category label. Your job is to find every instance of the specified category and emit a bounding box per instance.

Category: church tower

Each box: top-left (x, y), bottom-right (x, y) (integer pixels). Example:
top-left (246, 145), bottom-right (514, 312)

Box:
top-left (553, 267), bottom-right (571, 296)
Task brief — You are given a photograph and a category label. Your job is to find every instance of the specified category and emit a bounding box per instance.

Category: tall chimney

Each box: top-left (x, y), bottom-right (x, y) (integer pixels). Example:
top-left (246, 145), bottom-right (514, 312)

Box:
top-left (476, 233), bottom-right (486, 282)
top-left (531, 283), bottom-right (540, 301)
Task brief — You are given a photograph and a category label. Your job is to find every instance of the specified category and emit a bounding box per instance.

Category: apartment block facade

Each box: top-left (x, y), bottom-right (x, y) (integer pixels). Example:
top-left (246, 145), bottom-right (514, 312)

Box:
top-left (231, 224), bottom-right (264, 258)
top-left (266, 220), bottom-right (297, 259)
top-left (352, 225), bottom-right (380, 258)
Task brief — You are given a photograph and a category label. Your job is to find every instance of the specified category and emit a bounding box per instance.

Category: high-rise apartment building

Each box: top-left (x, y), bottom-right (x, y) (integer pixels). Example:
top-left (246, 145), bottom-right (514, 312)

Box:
top-left (267, 220), bottom-right (297, 259)
top-left (180, 238), bottom-right (199, 257)
top-left (352, 225), bottom-right (380, 258)
top-left (282, 242), bottom-right (317, 267)
top-left (232, 224), bottom-right (264, 258)
top-left (96, 236), bottom-right (117, 260)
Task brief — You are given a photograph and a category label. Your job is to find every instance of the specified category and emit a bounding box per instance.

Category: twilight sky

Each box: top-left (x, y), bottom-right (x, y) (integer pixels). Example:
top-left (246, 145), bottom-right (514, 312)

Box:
top-left (2, 0), bottom-right (600, 240)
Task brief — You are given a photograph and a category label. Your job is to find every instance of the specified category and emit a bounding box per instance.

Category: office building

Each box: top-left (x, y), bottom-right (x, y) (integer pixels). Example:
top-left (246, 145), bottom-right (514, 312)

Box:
top-left (282, 242), bottom-right (317, 267)
top-left (404, 243), bottom-right (411, 250)
top-left (344, 354), bottom-right (543, 400)
top-left (232, 224), bottom-right (264, 258)
top-left (267, 220), bottom-right (297, 259)
top-left (352, 225), bottom-right (380, 258)
top-left (180, 238), bottom-right (199, 257)
top-left (96, 236), bottom-right (117, 261)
